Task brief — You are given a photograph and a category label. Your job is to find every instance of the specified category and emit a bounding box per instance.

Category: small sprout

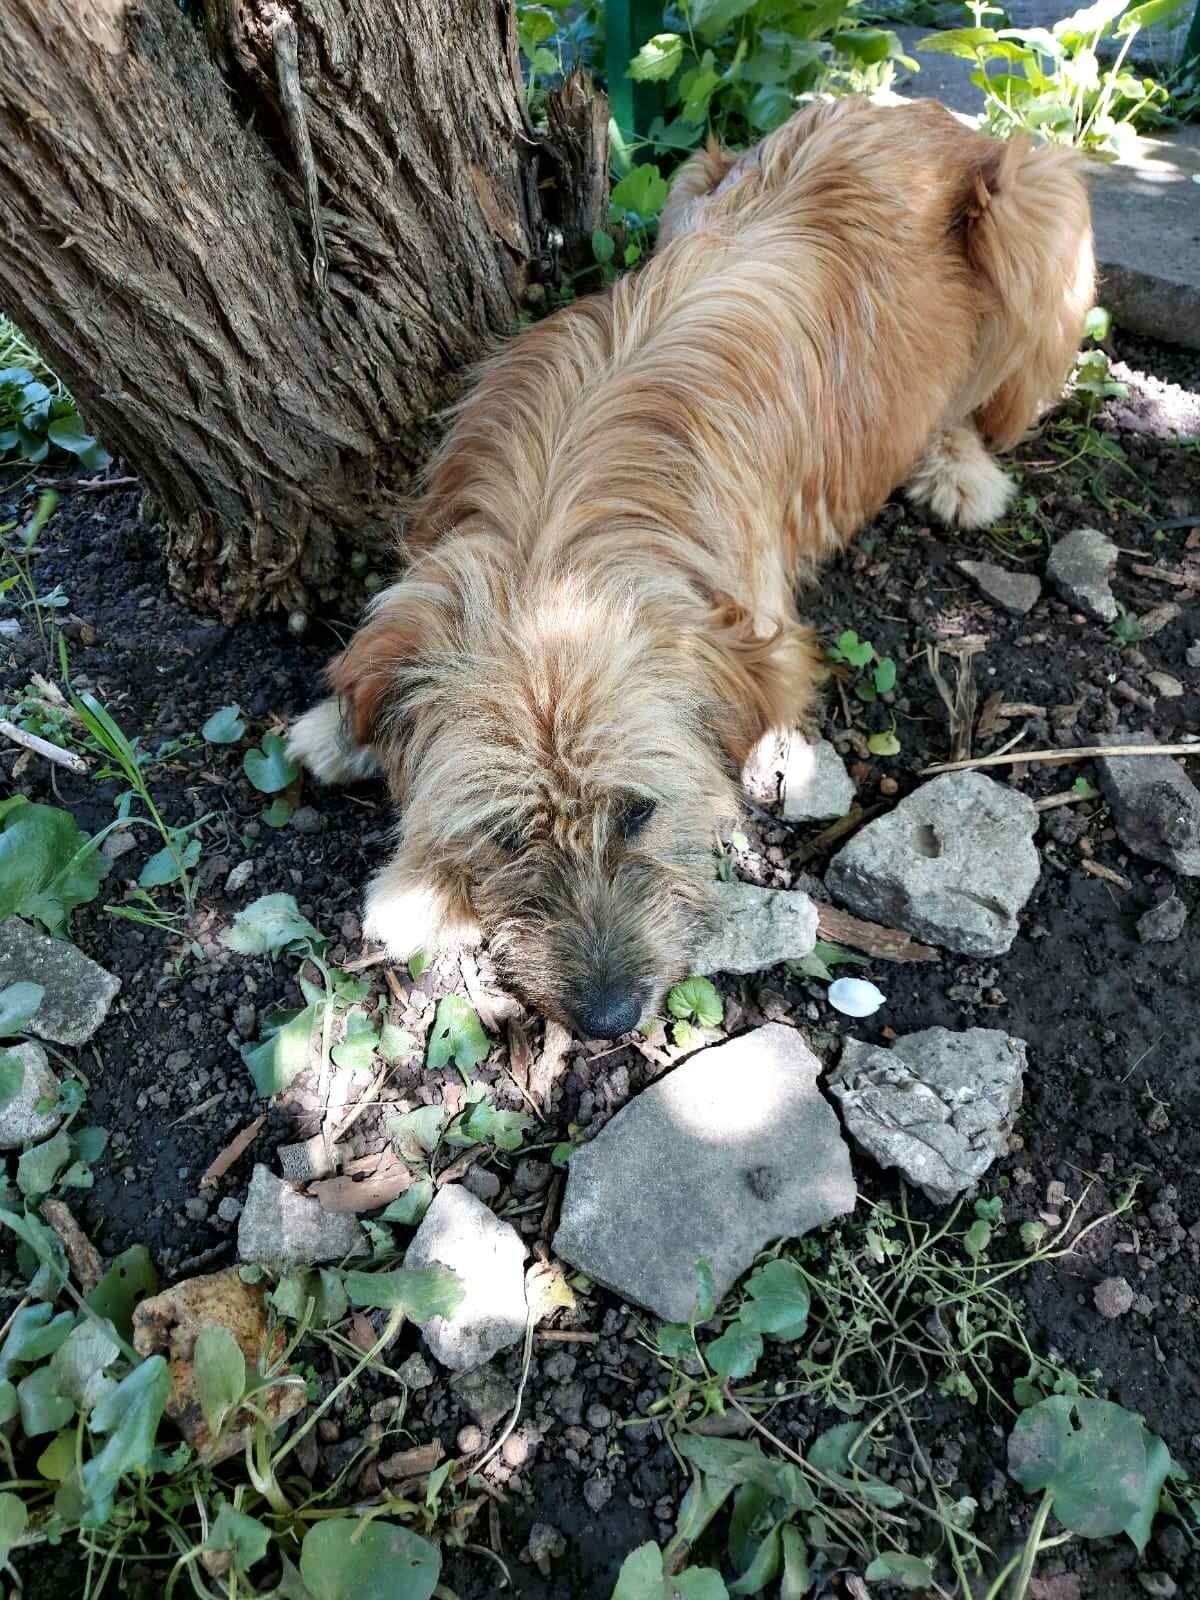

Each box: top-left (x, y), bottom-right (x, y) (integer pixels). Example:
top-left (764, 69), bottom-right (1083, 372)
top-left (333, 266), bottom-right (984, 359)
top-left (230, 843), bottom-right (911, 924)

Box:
top-left (867, 727), bottom-right (901, 758)
top-left (1108, 606), bottom-right (1144, 647)
top-left (243, 733), bottom-right (299, 794)
top-left (665, 975), bottom-right (724, 1034)
top-left (827, 977), bottom-right (886, 1017)
top-left (1021, 1219), bottom-right (1048, 1252)
top-left (1073, 776), bottom-right (1100, 800)
top-left (201, 705), bottom-right (245, 744)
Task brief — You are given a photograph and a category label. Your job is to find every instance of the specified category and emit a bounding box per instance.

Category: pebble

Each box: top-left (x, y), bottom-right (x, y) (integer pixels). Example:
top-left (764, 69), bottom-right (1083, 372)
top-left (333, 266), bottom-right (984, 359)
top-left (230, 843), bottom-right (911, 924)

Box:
top-left (225, 860), bottom-right (254, 894)
top-left (1137, 894), bottom-right (1188, 944)
top-left (583, 1474), bottom-right (613, 1513)
top-left (216, 1196), bottom-right (243, 1223)
top-left (1094, 1275), bottom-right (1135, 1318)
top-left (586, 1403), bottom-right (612, 1430)
top-left (291, 807), bottom-right (322, 836)
top-left (502, 1433), bottom-right (530, 1467)
top-left (398, 1352), bottom-right (435, 1391)
top-left (456, 1424), bottom-right (483, 1454)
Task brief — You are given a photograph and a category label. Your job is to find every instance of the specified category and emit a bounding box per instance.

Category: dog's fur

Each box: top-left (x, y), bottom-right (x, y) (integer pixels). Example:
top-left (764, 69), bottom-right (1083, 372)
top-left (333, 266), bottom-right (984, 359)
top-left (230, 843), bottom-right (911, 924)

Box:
top-left (289, 96), bottom-right (1094, 1037)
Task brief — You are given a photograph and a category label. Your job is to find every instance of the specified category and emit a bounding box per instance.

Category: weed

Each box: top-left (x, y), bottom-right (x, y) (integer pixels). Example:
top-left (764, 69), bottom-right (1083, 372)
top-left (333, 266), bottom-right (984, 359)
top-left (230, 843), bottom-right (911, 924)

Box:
top-left (0, 491), bottom-right (67, 667)
top-left (1109, 604), bottom-right (1146, 646)
top-left (665, 975), bottom-right (724, 1047)
top-left (0, 322), bottom-right (110, 472)
top-left (0, 795), bottom-right (108, 936)
top-left (826, 628), bottom-right (897, 704)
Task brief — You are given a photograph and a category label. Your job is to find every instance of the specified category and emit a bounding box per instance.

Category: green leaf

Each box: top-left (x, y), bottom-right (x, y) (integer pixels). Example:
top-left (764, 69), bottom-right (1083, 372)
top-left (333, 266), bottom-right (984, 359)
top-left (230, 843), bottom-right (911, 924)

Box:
top-left (378, 1023), bottom-right (416, 1062)
top-left (37, 1429), bottom-right (76, 1481)
top-left (0, 1048), bottom-right (25, 1110)
top-left (426, 995), bottom-right (490, 1078)
top-left (0, 796), bottom-right (107, 935)
top-left (729, 1518), bottom-right (782, 1594)
top-left (1020, 1220), bottom-right (1048, 1252)
top-left (808, 1421), bottom-right (903, 1507)
top-left (223, 892), bottom-right (324, 958)
top-left (194, 1325), bottom-right (247, 1439)
top-left (389, 1104), bottom-right (448, 1163)
top-left (629, 32), bottom-right (685, 81)
top-left (243, 734), bottom-right (299, 794)
top-left (1008, 1396), bottom-right (1147, 1537)
top-left (1123, 1426), bottom-right (1173, 1553)
top-left (0, 1382), bottom-right (15, 1425)
top-left (591, 228), bottom-right (615, 264)
top-left (865, 1552), bottom-right (936, 1587)
top-left (748, 85), bottom-right (797, 133)
top-left (1115, 0), bottom-right (1185, 31)
top-left (380, 1179), bottom-right (434, 1227)
top-left (46, 412), bottom-right (109, 465)
top-left (675, 1436), bottom-right (812, 1507)
top-left (867, 729), bottom-right (902, 758)
top-left (779, 1525), bottom-right (809, 1600)
top-left (873, 657), bottom-right (897, 695)
top-left (344, 1264), bottom-right (465, 1324)
top-left (832, 26), bottom-right (899, 63)
top-left (205, 1505), bottom-right (272, 1571)
top-left (86, 1245), bottom-right (157, 1342)
top-left (612, 1541), bottom-right (729, 1599)
top-left (706, 1320), bottom-right (763, 1380)
top-left (0, 980), bottom-right (43, 1036)
top-left (694, 1257), bottom-right (717, 1323)
top-left (831, 629), bottom-right (874, 667)
top-left (270, 1268), bottom-right (349, 1328)
top-left (202, 704), bottom-right (246, 744)
top-left (263, 797), bottom-right (294, 828)
top-left (241, 1003), bottom-right (320, 1097)
top-left (691, 0), bottom-right (760, 36)
top-left (656, 1322), bottom-right (698, 1361)
top-left (1083, 306), bottom-right (1111, 342)
top-left (139, 834), bottom-right (201, 888)
top-left (739, 1259), bottom-right (811, 1340)
top-left (17, 1365), bottom-right (75, 1435)
top-left (17, 1128), bottom-right (72, 1200)
top-left (81, 1355), bottom-right (171, 1527)
top-left (408, 951), bottom-right (429, 981)
top-left (666, 976), bottom-right (724, 1028)
top-left (332, 1011), bottom-right (380, 1072)
top-left (610, 164), bottom-right (669, 221)
top-left (300, 1517), bottom-right (441, 1600)
top-left (0, 1492), bottom-right (28, 1565)
top-left (919, 25), bottom-right (1004, 55)
top-left (963, 1219), bottom-right (992, 1260)
top-left (0, 1303), bottom-right (75, 1381)
top-left (49, 1317), bottom-right (121, 1411)
top-left (664, 1472), bottom-right (736, 1574)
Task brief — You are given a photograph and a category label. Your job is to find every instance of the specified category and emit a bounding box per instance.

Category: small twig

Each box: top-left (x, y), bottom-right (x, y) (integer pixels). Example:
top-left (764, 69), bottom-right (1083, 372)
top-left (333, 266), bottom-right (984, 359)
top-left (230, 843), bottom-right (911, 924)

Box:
top-left (1128, 562), bottom-right (1200, 589)
top-left (199, 1112), bottom-right (266, 1188)
top-left (0, 718), bottom-right (88, 774)
top-left (791, 802), bottom-right (885, 866)
top-left (920, 742), bottom-right (1197, 776)
top-left (1034, 789), bottom-right (1093, 812)
top-left (41, 1199), bottom-right (104, 1293)
top-left (815, 904), bottom-right (938, 964)
top-left (1080, 859), bottom-right (1131, 890)
top-left (342, 949), bottom-right (390, 972)
top-left (328, 1058), bottom-right (394, 1145)
top-left (33, 474), bottom-right (139, 493)
top-left (537, 1328), bottom-right (599, 1344)
top-left (273, 16), bottom-right (329, 296)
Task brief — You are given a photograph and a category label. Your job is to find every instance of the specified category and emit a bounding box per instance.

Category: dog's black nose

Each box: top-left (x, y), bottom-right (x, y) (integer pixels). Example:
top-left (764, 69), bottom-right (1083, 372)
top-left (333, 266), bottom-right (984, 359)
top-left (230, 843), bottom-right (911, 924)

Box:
top-left (574, 984), bottom-right (642, 1040)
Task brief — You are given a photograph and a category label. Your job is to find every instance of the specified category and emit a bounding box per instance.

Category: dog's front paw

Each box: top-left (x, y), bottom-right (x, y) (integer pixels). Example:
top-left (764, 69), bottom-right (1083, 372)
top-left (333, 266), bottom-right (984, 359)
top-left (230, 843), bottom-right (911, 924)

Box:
top-left (362, 864), bottom-right (482, 963)
top-left (287, 697), bottom-right (380, 786)
top-left (907, 427), bottom-right (1015, 531)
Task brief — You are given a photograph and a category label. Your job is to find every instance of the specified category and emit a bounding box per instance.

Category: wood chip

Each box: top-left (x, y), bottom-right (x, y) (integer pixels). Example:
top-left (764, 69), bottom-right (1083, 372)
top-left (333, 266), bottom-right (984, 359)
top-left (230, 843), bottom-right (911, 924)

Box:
top-left (308, 1148), bottom-right (413, 1212)
top-left (1135, 602), bottom-right (1182, 639)
top-left (815, 903), bottom-right (938, 963)
top-left (0, 719), bottom-right (89, 775)
top-left (506, 1019), bottom-right (534, 1094)
top-left (1081, 859), bottom-right (1131, 890)
top-left (1129, 562), bottom-right (1200, 589)
top-left (378, 1440), bottom-right (445, 1482)
top-left (199, 1113), bottom-right (266, 1188)
top-left (346, 1312), bottom-right (378, 1353)
top-left (41, 1199), bottom-right (103, 1293)
top-left (529, 1020), bottom-right (572, 1111)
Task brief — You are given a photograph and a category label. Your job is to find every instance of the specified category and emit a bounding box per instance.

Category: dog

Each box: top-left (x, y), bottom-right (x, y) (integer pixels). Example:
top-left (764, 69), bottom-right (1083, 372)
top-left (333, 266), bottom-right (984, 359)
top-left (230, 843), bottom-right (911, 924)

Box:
top-left (288, 96), bottom-right (1094, 1038)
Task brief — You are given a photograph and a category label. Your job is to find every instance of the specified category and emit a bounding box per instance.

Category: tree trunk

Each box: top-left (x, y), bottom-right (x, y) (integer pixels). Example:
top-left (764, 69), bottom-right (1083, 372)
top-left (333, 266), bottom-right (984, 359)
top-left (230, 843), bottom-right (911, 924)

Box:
top-left (0, 1), bottom-right (606, 619)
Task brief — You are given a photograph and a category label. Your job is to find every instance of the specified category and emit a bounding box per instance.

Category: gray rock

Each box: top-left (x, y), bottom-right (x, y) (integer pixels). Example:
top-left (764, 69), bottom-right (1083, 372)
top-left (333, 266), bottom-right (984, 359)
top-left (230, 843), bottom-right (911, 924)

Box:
top-left (237, 1164), bottom-right (366, 1270)
top-left (956, 560), bottom-right (1042, 616)
top-left (0, 918), bottom-right (120, 1045)
top-left (398, 1352), bottom-right (435, 1391)
top-left (1137, 894), bottom-right (1188, 943)
top-left (1188, 641), bottom-right (1200, 672)
top-left (828, 1027), bottom-right (1027, 1204)
top-left (100, 830), bottom-right (137, 861)
top-left (550, 1379), bottom-right (585, 1425)
top-left (291, 807), bottom-right (322, 836)
top-left (463, 1167), bottom-right (502, 1203)
top-left (826, 771), bottom-right (1039, 956)
top-left (513, 1158), bottom-right (551, 1195)
top-left (1095, 735), bottom-right (1200, 876)
top-left (553, 1024), bottom-right (855, 1323)
top-left (693, 882), bottom-right (819, 976)
top-left (0, 1042), bottom-right (65, 1149)
top-left (216, 1196), bottom-right (243, 1223)
top-left (451, 1363), bottom-right (517, 1429)
top-left (1094, 1275), bottom-right (1134, 1318)
top-left (404, 1185), bottom-right (527, 1371)
top-left (1146, 671), bottom-right (1184, 699)
top-left (225, 860), bottom-right (254, 894)
top-left (1045, 527), bottom-right (1119, 621)
top-left (584, 1474), bottom-right (614, 1513)
top-left (781, 737), bottom-right (856, 823)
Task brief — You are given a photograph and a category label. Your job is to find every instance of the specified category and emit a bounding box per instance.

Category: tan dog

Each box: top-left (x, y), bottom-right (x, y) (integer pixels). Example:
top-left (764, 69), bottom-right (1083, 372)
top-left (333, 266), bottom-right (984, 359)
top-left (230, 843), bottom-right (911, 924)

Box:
top-left (289, 96), bottom-right (1093, 1038)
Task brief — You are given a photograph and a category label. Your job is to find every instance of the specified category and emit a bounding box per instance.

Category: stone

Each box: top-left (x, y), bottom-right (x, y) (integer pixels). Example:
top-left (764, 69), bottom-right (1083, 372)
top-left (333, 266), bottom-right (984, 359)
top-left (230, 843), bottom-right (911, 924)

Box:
top-left (693, 882), bottom-right (819, 976)
top-left (1045, 527), bottom-right (1119, 622)
top-left (397, 1352), bottom-right (435, 1391)
top-left (1094, 1275), bottom-right (1135, 1318)
top-left (237, 1164), bottom-right (366, 1270)
top-left (550, 1379), bottom-right (585, 1425)
top-left (1137, 894), bottom-right (1188, 943)
top-left (1095, 736), bottom-right (1200, 876)
top-left (404, 1184), bottom-right (527, 1371)
top-left (781, 737), bottom-right (856, 823)
top-left (1146, 671), bottom-right (1184, 699)
top-left (100, 830), bottom-right (137, 861)
top-left (828, 1027), bottom-right (1027, 1205)
top-left (553, 1024), bottom-right (855, 1323)
top-left (462, 1167), bottom-right (502, 1202)
top-left (0, 1042), bottom-right (64, 1149)
top-left (0, 917), bottom-right (120, 1045)
top-left (524, 1524), bottom-right (566, 1578)
top-left (956, 560), bottom-right (1042, 616)
top-left (216, 1196), bottom-right (242, 1223)
top-left (825, 771), bottom-right (1039, 957)
top-left (513, 1157), bottom-right (551, 1195)
top-left (291, 807), bottom-right (322, 836)
top-left (452, 1363), bottom-right (517, 1429)
top-left (225, 861), bottom-right (254, 895)
top-left (1187, 641), bottom-right (1200, 672)
top-left (584, 1474), bottom-right (613, 1513)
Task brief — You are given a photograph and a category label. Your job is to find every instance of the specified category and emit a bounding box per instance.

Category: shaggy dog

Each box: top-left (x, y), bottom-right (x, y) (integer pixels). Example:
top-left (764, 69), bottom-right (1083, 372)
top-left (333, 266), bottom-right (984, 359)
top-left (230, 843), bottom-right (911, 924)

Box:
top-left (288, 96), bottom-right (1093, 1039)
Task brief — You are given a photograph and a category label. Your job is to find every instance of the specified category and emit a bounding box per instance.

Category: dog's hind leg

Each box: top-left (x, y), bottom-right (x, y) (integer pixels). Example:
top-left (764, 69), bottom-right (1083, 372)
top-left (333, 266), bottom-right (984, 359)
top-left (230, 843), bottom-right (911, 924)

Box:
top-left (286, 697), bottom-right (380, 785)
top-left (904, 423), bottom-right (1015, 531)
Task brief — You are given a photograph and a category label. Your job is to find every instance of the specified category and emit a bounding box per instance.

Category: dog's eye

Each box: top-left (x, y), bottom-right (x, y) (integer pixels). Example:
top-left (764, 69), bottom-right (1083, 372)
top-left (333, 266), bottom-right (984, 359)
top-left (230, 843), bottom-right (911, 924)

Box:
top-left (620, 798), bottom-right (657, 838)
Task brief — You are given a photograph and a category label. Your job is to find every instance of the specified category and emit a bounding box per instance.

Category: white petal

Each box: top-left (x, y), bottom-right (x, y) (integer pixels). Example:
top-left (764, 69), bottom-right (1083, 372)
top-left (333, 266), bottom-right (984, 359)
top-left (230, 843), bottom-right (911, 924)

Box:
top-left (827, 977), bottom-right (886, 1018)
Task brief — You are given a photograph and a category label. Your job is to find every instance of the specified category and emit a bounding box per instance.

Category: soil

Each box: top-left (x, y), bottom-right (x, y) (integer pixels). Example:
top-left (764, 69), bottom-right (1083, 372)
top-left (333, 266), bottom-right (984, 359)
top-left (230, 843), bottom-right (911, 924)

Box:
top-left (2, 325), bottom-right (1199, 1599)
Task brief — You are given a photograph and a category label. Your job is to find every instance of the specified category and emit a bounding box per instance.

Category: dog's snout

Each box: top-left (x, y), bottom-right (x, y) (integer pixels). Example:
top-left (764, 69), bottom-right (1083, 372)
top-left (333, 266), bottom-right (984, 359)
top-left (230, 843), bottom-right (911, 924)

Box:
top-left (573, 983), bottom-right (643, 1040)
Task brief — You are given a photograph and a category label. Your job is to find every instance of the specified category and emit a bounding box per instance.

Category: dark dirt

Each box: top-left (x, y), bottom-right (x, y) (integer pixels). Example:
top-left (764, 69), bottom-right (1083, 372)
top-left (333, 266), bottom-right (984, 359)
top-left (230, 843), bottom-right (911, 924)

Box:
top-left (2, 324), bottom-right (1199, 1598)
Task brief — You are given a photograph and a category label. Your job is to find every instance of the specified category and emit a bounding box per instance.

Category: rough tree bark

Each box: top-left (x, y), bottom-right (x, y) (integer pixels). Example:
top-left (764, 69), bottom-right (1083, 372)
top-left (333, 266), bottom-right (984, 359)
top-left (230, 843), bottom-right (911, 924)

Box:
top-left (0, 1), bottom-right (607, 619)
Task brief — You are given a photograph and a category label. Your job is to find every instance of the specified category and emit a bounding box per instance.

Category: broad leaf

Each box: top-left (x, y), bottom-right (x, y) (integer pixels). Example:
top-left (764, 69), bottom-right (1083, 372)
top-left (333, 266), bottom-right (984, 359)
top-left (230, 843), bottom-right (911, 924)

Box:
top-left (612, 1541), bottom-right (729, 1599)
top-left (46, 412), bottom-right (109, 466)
top-left (270, 1269), bottom-right (349, 1329)
top-left (0, 796), bottom-right (107, 934)
top-left (0, 1303), bottom-right (75, 1383)
top-left (332, 1011), bottom-right (380, 1072)
top-left (241, 1003), bottom-right (320, 1096)
top-left (380, 1179), bottom-right (434, 1227)
top-left (1008, 1396), bottom-right (1148, 1538)
top-left (630, 32), bottom-right (685, 80)
top-left (694, 1257), bottom-right (717, 1323)
top-left (0, 1048), bottom-right (25, 1110)
top-left (80, 1355), bottom-right (171, 1526)
top-left (0, 1382), bottom-right (15, 1425)
top-left (0, 1493), bottom-right (27, 1565)
top-left (344, 1265), bottom-right (464, 1325)
top-left (426, 996), bottom-right (490, 1078)
top-left (739, 1260), bottom-right (810, 1340)
top-left (676, 1437), bottom-right (813, 1508)
top-left (1123, 1427), bottom-right (1173, 1553)
top-left (205, 1505), bottom-right (271, 1570)
top-left (139, 834), bottom-right (200, 888)
top-left (17, 1128), bottom-right (72, 1200)
top-left (300, 1517), bottom-right (441, 1600)
top-left (864, 1552), bottom-right (936, 1588)
top-left (666, 976), bottom-right (724, 1028)
top-left (202, 705), bottom-right (246, 744)
top-left (222, 892), bottom-right (324, 958)
top-left (194, 1325), bottom-right (247, 1439)
top-left (263, 797), bottom-right (294, 828)
top-left (389, 1105), bottom-right (448, 1163)
top-left (0, 980), bottom-right (43, 1035)
top-left (610, 164), bottom-right (669, 221)
top-left (780, 1525), bottom-right (809, 1599)
top-left (378, 1023), bottom-right (416, 1062)
top-left (243, 734), bottom-right (299, 794)
top-left (17, 1365), bottom-right (75, 1436)
top-left (49, 1318), bottom-right (121, 1411)
top-left (36, 1429), bottom-right (75, 1482)
top-left (87, 1245), bottom-right (157, 1342)
top-left (706, 1320), bottom-right (763, 1380)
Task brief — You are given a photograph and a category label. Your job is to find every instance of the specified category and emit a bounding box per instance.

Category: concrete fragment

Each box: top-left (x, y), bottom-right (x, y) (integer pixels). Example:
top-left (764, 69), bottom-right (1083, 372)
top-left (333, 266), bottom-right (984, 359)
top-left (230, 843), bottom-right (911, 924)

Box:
top-left (693, 882), bottom-right (819, 975)
top-left (0, 1042), bottom-right (64, 1149)
top-left (1137, 894), bottom-right (1188, 943)
top-left (404, 1185), bottom-right (527, 1371)
top-left (0, 917), bottom-right (119, 1045)
top-left (956, 560), bottom-right (1042, 616)
top-left (1045, 528), bottom-right (1119, 622)
top-left (237, 1164), bottom-right (366, 1270)
top-left (554, 1024), bottom-right (855, 1322)
top-left (1096, 736), bottom-right (1200, 876)
top-left (781, 737), bottom-right (856, 823)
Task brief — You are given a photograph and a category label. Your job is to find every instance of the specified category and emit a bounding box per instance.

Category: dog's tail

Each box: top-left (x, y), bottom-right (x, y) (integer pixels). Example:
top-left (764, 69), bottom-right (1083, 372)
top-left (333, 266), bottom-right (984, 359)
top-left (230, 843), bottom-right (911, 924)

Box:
top-left (656, 137), bottom-right (740, 249)
top-left (964, 136), bottom-right (1095, 450)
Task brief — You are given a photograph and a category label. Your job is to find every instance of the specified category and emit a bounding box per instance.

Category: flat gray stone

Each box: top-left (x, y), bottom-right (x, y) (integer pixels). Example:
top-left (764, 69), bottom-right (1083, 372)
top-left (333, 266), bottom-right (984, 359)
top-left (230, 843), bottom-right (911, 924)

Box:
top-left (553, 1024), bottom-right (855, 1323)
top-left (825, 772), bottom-right (1039, 956)
top-left (781, 737), bottom-right (856, 823)
top-left (237, 1164), bottom-right (366, 1270)
top-left (405, 1185), bottom-right (527, 1371)
top-left (1096, 736), bottom-right (1200, 876)
top-left (694, 882), bottom-right (819, 975)
top-left (829, 1027), bottom-right (1027, 1204)
top-left (956, 560), bottom-right (1041, 617)
top-left (0, 1042), bottom-right (65, 1150)
top-left (1137, 894), bottom-right (1188, 943)
top-left (0, 918), bottom-right (120, 1046)
top-left (452, 1363), bottom-right (517, 1429)
top-left (1045, 528), bottom-right (1119, 622)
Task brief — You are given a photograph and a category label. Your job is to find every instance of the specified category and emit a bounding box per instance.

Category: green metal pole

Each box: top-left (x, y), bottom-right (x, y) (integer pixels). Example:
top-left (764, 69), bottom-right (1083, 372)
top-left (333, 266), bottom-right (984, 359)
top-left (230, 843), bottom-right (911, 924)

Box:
top-left (605, 0), bottom-right (666, 142)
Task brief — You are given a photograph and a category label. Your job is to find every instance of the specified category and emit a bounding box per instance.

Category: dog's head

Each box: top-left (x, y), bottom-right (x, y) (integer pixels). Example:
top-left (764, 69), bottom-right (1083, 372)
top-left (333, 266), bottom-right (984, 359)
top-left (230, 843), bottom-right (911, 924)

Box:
top-left (330, 558), bottom-right (817, 1036)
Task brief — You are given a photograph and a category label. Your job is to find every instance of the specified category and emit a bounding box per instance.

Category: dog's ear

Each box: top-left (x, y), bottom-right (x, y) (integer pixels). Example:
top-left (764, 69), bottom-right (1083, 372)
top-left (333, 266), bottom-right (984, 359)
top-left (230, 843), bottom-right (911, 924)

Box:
top-left (688, 595), bottom-right (822, 770)
top-left (327, 586), bottom-right (432, 751)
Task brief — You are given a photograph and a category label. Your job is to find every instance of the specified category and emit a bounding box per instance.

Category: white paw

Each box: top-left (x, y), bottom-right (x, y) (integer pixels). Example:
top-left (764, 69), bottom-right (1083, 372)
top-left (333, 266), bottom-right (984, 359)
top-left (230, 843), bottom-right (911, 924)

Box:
top-left (907, 431), bottom-right (1015, 531)
top-left (286, 698), bottom-right (380, 785)
top-left (362, 866), bottom-right (481, 963)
